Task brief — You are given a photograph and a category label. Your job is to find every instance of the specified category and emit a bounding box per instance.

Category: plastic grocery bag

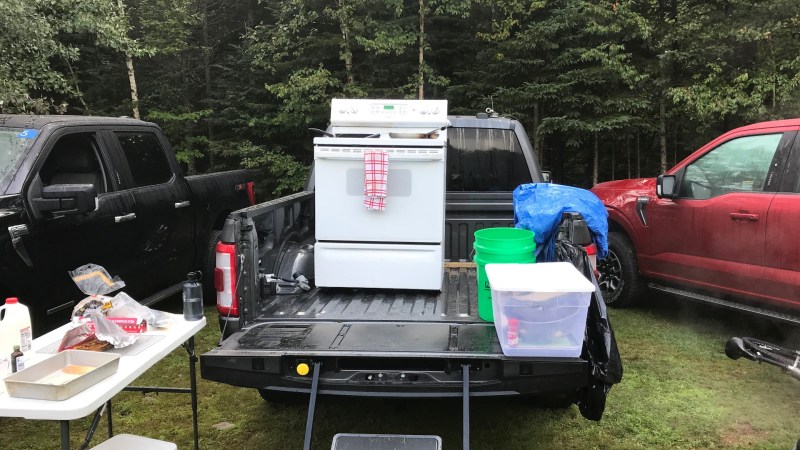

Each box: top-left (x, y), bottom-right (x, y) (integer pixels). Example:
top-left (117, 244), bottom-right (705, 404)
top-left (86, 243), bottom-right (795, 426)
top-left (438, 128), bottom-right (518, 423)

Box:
top-left (555, 238), bottom-right (623, 421)
top-left (108, 292), bottom-right (172, 328)
top-left (513, 183), bottom-right (608, 261)
top-left (69, 263), bottom-right (126, 296)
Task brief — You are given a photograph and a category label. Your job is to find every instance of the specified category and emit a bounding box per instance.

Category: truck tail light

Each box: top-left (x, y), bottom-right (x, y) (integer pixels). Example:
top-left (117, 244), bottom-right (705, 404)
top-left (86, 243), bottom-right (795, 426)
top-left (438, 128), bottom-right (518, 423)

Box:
top-left (246, 181), bottom-right (256, 206)
top-left (584, 243), bottom-right (599, 280)
top-left (215, 242), bottom-right (239, 316)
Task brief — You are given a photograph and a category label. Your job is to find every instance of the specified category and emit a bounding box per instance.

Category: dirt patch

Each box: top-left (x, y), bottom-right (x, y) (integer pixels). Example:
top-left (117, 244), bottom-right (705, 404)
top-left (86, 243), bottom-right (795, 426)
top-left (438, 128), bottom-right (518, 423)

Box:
top-left (720, 422), bottom-right (768, 447)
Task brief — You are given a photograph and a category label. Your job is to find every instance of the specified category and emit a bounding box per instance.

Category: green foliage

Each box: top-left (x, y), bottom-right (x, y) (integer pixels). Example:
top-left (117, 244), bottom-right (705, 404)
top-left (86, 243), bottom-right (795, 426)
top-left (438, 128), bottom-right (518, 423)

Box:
top-left (2, 0), bottom-right (799, 187)
top-left (0, 0), bottom-right (134, 113)
top-left (266, 66), bottom-right (343, 130)
top-left (236, 141), bottom-right (308, 197)
top-left (147, 109), bottom-right (212, 170)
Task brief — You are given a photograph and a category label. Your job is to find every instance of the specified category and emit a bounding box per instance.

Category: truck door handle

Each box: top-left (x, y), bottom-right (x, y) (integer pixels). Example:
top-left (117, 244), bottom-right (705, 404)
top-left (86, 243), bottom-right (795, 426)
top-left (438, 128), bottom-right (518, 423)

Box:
top-left (114, 213), bottom-right (136, 223)
top-left (729, 212), bottom-right (759, 222)
top-left (174, 200), bottom-right (191, 209)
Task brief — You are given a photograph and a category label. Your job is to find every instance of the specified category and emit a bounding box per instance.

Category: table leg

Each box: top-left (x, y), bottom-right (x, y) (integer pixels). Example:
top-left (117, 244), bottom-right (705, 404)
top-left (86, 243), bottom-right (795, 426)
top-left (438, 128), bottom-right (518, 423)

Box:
top-left (61, 420), bottom-right (70, 450)
top-left (107, 400), bottom-right (113, 438)
top-left (186, 336), bottom-right (199, 450)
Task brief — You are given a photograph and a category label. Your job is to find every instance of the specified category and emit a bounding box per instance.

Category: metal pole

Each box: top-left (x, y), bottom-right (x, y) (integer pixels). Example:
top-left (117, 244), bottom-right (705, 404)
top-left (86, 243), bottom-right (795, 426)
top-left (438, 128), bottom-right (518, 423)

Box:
top-left (107, 400), bottom-right (113, 438)
top-left (462, 364), bottom-right (470, 450)
top-left (61, 420), bottom-right (70, 450)
top-left (187, 336), bottom-right (200, 450)
top-left (303, 362), bottom-right (322, 450)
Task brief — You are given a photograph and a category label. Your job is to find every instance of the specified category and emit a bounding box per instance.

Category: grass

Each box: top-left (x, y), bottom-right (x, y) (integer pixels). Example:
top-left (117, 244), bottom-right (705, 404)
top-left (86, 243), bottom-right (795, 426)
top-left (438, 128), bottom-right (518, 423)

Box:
top-left (2, 297), bottom-right (799, 449)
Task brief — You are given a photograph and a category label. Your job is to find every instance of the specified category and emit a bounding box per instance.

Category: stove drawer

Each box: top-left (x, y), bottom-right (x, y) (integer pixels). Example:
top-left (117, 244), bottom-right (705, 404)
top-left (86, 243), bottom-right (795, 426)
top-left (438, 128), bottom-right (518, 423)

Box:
top-left (315, 242), bottom-right (443, 290)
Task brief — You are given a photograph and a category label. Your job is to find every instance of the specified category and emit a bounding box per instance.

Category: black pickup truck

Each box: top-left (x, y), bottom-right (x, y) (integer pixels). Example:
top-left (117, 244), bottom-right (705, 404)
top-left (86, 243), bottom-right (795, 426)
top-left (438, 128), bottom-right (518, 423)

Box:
top-left (0, 115), bottom-right (254, 334)
top-left (200, 113), bottom-right (597, 407)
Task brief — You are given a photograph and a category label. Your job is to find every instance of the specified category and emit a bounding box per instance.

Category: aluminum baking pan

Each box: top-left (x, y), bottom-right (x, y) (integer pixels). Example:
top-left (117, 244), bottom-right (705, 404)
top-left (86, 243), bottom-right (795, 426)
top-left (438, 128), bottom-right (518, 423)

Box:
top-left (4, 350), bottom-right (120, 401)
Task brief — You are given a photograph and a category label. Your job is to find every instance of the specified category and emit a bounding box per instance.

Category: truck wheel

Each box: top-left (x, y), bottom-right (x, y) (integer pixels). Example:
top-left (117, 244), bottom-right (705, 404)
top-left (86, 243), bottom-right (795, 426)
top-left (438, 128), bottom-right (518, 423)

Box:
top-left (203, 230), bottom-right (222, 306)
top-left (598, 231), bottom-right (644, 307)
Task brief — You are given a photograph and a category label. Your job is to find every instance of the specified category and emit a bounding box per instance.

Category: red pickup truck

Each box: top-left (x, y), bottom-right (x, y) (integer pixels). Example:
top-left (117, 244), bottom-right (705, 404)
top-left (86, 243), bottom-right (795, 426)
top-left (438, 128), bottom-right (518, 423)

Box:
top-left (590, 119), bottom-right (800, 321)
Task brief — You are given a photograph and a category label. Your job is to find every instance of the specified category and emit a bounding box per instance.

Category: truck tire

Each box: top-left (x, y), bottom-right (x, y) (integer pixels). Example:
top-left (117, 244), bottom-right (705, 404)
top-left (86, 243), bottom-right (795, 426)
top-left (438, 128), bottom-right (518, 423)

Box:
top-left (598, 231), bottom-right (644, 307)
top-left (203, 230), bottom-right (222, 306)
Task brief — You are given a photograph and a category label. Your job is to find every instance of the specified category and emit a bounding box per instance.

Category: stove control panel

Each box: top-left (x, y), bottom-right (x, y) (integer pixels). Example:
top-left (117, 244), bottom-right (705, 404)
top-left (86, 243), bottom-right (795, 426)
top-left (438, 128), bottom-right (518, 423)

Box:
top-left (330, 98), bottom-right (448, 127)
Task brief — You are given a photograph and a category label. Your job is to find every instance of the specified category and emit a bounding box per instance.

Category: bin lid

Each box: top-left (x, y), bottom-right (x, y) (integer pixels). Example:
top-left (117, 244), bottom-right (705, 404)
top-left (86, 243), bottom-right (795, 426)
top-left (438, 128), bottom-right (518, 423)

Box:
top-left (485, 262), bottom-right (594, 295)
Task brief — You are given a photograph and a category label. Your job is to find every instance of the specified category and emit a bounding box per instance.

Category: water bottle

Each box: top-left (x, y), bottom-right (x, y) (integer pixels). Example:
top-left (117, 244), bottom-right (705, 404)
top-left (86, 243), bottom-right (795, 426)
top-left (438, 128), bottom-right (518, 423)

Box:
top-left (182, 272), bottom-right (204, 321)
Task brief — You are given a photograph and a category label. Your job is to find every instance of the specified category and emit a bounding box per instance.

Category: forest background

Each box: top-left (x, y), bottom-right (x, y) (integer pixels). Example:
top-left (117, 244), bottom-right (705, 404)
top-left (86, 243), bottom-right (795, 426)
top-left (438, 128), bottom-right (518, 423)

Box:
top-left (2, 0), bottom-right (800, 196)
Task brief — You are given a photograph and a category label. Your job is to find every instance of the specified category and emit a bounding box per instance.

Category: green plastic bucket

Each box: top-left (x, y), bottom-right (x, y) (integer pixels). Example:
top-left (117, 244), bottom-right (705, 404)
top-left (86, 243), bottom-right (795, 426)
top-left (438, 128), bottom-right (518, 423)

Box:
top-left (474, 227), bottom-right (536, 321)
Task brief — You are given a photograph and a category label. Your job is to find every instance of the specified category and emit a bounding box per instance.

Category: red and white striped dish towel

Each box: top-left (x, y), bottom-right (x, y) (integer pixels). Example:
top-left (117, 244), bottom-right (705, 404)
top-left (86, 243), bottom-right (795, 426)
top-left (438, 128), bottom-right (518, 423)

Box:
top-left (364, 150), bottom-right (388, 210)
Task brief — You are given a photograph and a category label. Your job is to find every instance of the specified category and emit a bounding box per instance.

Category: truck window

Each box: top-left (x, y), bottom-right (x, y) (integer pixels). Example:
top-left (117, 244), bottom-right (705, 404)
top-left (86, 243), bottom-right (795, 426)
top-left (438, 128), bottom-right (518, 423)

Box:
top-left (39, 133), bottom-right (109, 193)
top-left (115, 132), bottom-right (173, 187)
top-left (446, 127), bottom-right (532, 191)
top-left (0, 128), bottom-right (31, 192)
top-left (679, 133), bottom-right (783, 200)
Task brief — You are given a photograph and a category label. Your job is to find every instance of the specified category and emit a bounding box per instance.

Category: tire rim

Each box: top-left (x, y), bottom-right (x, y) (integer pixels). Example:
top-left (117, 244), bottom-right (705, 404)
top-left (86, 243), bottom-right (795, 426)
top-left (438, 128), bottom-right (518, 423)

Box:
top-left (598, 249), bottom-right (622, 302)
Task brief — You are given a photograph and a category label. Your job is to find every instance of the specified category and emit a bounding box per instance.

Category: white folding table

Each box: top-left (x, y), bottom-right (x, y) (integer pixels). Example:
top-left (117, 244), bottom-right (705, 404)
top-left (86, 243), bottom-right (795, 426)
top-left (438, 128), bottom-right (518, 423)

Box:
top-left (0, 314), bottom-right (205, 450)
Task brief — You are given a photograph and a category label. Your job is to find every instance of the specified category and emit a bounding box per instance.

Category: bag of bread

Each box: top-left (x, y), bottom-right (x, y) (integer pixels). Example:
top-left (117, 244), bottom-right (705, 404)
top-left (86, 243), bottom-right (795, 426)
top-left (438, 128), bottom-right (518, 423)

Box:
top-left (58, 313), bottom-right (136, 351)
top-left (69, 264), bottom-right (125, 322)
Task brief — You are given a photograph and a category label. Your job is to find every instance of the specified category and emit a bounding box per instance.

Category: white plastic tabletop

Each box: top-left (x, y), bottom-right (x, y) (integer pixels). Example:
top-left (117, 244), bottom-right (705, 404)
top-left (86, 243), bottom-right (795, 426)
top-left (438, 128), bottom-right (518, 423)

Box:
top-left (0, 313), bottom-right (205, 420)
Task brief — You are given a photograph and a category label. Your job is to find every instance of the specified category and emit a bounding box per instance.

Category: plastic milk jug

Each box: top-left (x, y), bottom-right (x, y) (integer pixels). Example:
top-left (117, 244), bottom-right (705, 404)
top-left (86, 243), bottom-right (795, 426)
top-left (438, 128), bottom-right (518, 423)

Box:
top-left (0, 297), bottom-right (33, 356)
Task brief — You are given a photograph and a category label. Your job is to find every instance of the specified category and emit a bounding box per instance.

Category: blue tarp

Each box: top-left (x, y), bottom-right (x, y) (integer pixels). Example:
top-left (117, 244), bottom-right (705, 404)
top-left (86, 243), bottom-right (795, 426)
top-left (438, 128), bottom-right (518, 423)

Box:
top-left (513, 183), bottom-right (608, 262)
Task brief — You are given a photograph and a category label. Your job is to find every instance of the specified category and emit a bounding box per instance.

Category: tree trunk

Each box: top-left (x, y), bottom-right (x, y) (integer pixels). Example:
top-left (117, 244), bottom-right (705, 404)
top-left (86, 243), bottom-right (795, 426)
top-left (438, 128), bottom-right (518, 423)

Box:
top-left (338, 0), bottom-right (354, 85)
top-left (673, 123), bottom-right (678, 167)
top-left (64, 57), bottom-right (88, 113)
top-left (611, 140), bottom-right (615, 181)
top-left (117, 0), bottom-right (139, 119)
top-left (125, 54), bottom-right (139, 119)
top-left (180, 53), bottom-right (196, 175)
top-left (593, 132), bottom-right (599, 186)
top-left (418, 0), bottom-right (425, 99)
top-left (626, 135), bottom-right (631, 179)
top-left (659, 97), bottom-right (667, 174)
top-left (636, 128), bottom-right (640, 178)
top-left (533, 103), bottom-right (541, 167)
top-left (247, 0), bottom-right (256, 28)
top-left (203, 0), bottom-right (216, 169)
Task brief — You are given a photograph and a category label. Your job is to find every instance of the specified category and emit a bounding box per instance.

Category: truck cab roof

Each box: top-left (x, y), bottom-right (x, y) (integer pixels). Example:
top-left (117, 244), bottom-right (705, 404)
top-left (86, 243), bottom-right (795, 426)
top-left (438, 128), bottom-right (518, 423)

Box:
top-left (0, 115), bottom-right (154, 129)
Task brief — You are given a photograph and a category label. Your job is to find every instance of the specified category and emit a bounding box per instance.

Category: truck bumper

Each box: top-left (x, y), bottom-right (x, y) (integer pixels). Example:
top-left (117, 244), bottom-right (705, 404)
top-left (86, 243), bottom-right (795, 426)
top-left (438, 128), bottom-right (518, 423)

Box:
top-left (201, 352), bottom-right (588, 397)
top-left (202, 320), bottom-right (589, 397)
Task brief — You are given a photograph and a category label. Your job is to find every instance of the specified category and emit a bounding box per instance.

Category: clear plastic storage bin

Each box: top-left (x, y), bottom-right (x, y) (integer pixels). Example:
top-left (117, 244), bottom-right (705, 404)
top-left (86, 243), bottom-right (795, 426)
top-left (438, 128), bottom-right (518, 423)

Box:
top-left (485, 262), bottom-right (594, 357)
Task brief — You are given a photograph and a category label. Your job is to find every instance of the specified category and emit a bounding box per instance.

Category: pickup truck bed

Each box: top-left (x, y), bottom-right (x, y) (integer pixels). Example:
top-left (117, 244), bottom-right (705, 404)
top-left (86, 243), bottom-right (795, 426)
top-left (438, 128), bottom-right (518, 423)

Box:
top-left (201, 114), bottom-right (594, 400)
top-left (252, 267), bottom-right (480, 325)
top-left (202, 265), bottom-right (588, 396)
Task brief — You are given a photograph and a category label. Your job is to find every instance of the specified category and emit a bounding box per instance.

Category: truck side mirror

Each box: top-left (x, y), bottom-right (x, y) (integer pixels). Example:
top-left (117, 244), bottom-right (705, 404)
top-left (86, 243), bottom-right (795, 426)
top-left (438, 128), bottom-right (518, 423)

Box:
top-left (541, 171), bottom-right (552, 183)
top-left (656, 175), bottom-right (676, 198)
top-left (32, 184), bottom-right (97, 216)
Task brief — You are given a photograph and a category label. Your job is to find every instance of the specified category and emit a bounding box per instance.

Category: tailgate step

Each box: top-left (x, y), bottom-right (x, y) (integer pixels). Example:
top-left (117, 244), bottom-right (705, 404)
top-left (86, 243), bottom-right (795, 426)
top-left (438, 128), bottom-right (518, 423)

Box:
top-left (332, 434), bottom-right (442, 450)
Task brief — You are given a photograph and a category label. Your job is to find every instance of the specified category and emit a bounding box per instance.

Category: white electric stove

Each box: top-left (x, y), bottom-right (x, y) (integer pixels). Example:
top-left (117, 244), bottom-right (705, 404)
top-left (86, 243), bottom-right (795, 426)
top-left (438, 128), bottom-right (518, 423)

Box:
top-left (314, 99), bottom-right (448, 290)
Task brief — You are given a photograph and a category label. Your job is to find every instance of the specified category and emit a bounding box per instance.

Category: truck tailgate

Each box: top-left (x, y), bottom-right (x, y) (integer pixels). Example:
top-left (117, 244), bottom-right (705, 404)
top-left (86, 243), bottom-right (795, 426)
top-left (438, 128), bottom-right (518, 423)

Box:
top-left (209, 321), bottom-right (505, 357)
